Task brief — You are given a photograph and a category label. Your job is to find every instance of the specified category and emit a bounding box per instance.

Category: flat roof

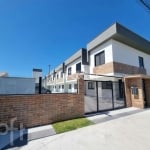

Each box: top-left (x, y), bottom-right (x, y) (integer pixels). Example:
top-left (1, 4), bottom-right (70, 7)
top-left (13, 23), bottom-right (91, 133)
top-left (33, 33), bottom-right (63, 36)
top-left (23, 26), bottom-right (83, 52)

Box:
top-left (51, 48), bottom-right (85, 74)
top-left (87, 22), bottom-right (150, 55)
top-left (33, 68), bottom-right (42, 72)
top-left (64, 48), bottom-right (83, 65)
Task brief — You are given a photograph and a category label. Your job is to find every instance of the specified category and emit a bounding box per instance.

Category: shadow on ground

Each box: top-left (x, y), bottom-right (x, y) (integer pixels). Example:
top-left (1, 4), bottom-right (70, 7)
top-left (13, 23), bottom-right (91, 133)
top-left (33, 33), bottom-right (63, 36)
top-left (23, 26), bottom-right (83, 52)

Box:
top-left (0, 129), bottom-right (28, 150)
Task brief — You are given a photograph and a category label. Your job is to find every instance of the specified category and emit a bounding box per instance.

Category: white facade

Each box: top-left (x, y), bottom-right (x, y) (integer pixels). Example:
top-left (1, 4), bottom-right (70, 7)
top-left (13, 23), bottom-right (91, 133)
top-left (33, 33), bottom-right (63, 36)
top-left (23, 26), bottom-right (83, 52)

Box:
top-left (45, 23), bottom-right (150, 93)
top-left (112, 40), bottom-right (150, 75)
top-left (0, 77), bottom-right (35, 94)
top-left (32, 69), bottom-right (42, 83)
top-left (89, 40), bottom-right (113, 74)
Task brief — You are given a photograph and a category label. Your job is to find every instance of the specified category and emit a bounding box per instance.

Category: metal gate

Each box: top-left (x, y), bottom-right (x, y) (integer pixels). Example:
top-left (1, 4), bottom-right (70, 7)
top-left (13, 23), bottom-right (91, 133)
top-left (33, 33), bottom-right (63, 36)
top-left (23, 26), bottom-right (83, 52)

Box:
top-left (84, 78), bottom-right (126, 114)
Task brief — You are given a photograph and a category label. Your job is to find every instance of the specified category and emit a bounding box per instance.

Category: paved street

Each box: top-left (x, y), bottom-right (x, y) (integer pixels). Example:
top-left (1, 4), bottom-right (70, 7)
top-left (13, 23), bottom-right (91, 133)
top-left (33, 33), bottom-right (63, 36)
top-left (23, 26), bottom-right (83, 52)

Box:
top-left (10, 108), bottom-right (150, 150)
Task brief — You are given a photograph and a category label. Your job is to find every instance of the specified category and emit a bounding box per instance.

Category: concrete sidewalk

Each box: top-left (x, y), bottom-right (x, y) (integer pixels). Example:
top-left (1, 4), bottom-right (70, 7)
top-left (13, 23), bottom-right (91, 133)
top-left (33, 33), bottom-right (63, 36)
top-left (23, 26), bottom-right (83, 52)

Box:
top-left (9, 108), bottom-right (150, 150)
top-left (0, 125), bottom-right (56, 150)
top-left (0, 108), bottom-right (148, 149)
top-left (86, 107), bottom-right (144, 123)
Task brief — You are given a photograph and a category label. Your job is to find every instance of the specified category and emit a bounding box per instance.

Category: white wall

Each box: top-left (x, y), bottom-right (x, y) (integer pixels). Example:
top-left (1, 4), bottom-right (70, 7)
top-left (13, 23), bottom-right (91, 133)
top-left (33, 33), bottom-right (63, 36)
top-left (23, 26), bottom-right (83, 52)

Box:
top-left (89, 40), bottom-right (113, 74)
top-left (0, 77), bottom-right (35, 94)
top-left (66, 57), bottom-right (84, 76)
top-left (112, 40), bottom-right (150, 75)
top-left (32, 71), bottom-right (42, 83)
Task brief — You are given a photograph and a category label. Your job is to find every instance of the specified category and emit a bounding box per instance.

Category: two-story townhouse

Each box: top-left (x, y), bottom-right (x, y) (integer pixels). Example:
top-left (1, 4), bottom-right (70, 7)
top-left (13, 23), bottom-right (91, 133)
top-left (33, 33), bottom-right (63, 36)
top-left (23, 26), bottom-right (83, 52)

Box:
top-left (46, 22), bottom-right (150, 94)
top-left (84, 22), bottom-right (150, 108)
top-left (47, 48), bottom-right (88, 93)
top-left (87, 22), bottom-right (150, 77)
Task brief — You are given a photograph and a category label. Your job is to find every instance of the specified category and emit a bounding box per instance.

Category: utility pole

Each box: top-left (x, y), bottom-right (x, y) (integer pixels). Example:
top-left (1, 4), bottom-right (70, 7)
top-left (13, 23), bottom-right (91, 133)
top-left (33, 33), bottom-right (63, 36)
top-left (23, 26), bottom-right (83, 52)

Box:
top-left (48, 64), bottom-right (51, 74)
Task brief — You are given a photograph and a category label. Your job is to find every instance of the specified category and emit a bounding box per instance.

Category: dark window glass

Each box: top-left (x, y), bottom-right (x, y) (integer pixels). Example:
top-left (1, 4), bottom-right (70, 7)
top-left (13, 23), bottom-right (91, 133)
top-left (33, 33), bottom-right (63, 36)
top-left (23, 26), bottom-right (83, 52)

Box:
top-left (119, 79), bottom-right (124, 98)
top-left (74, 84), bottom-right (78, 89)
top-left (88, 82), bottom-right (95, 89)
top-left (102, 81), bottom-right (112, 89)
top-left (57, 74), bottom-right (59, 79)
top-left (61, 72), bottom-right (63, 78)
top-left (95, 51), bottom-right (105, 66)
top-left (76, 62), bottom-right (81, 73)
top-left (62, 85), bottom-right (64, 89)
top-left (131, 87), bottom-right (138, 95)
top-left (139, 56), bottom-right (144, 68)
top-left (69, 84), bottom-right (72, 89)
top-left (68, 67), bottom-right (72, 75)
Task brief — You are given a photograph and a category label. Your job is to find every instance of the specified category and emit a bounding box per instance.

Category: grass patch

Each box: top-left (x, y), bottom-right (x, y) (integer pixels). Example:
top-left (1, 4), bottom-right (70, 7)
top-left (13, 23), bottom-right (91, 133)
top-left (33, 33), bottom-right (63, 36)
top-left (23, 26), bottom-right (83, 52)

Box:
top-left (52, 118), bottom-right (94, 134)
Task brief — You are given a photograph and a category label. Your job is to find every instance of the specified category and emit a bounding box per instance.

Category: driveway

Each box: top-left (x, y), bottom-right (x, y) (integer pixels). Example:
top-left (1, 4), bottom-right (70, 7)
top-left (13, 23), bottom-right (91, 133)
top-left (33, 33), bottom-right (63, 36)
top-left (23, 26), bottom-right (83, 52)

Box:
top-left (12, 108), bottom-right (150, 150)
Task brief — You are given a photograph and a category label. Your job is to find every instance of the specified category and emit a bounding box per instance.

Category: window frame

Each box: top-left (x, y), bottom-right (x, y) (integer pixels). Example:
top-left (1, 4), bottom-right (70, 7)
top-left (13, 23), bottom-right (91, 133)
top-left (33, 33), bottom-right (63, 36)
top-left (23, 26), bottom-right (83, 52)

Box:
top-left (102, 81), bottom-right (112, 89)
top-left (88, 82), bottom-right (95, 89)
top-left (74, 84), bottom-right (78, 89)
top-left (57, 73), bottom-right (59, 79)
top-left (68, 67), bottom-right (72, 75)
top-left (69, 84), bottom-right (72, 89)
top-left (61, 72), bottom-right (63, 78)
top-left (76, 62), bottom-right (81, 73)
top-left (138, 56), bottom-right (144, 68)
top-left (95, 51), bottom-right (105, 66)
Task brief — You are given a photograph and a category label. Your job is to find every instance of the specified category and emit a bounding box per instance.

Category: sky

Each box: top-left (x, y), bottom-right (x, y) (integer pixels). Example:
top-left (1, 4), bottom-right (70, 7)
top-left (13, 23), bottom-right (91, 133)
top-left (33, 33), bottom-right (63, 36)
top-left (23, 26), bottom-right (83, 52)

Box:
top-left (0, 0), bottom-right (150, 77)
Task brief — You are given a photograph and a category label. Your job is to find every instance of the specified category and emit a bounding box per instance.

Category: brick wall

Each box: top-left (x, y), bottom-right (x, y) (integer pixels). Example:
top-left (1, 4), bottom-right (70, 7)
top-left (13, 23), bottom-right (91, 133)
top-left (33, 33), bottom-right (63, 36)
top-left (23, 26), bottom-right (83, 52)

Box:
top-left (67, 73), bottom-right (79, 81)
top-left (113, 62), bottom-right (146, 75)
top-left (93, 61), bottom-right (146, 75)
top-left (124, 78), bottom-right (144, 108)
top-left (0, 77), bottom-right (84, 128)
top-left (93, 62), bottom-right (114, 74)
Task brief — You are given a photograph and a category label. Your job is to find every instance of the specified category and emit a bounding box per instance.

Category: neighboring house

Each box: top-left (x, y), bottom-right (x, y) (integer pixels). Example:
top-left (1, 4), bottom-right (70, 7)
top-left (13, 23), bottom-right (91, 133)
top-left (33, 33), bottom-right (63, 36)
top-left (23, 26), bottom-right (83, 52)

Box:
top-left (0, 77), bottom-right (35, 94)
top-left (32, 68), bottom-right (42, 83)
top-left (87, 22), bottom-right (150, 76)
top-left (32, 68), bottom-right (42, 93)
top-left (46, 22), bottom-right (150, 93)
top-left (47, 49), bottom-right (88, 93)
top-left (0, 72), bottom-right (8, 77)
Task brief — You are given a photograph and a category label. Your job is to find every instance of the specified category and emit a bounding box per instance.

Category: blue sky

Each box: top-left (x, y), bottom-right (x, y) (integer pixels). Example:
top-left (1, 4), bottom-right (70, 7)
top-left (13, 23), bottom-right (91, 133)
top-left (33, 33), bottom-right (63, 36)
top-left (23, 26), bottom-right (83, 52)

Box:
top-left (0, 0), bottom-right (150, 77)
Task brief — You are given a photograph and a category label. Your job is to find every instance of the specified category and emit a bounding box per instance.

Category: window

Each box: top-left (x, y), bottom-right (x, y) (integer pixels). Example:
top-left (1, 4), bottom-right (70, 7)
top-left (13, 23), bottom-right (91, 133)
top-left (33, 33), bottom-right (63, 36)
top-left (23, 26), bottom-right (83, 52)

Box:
top-left (95, 51), bottom-right (105, 66)
top-left (57, 74), bottom-right (59, 79)
top-left (139, 56), bottom-right (144, 68)
top-left (62, 85), bottom-right (64, 89)
top-left (68, 67), bottom-right (72, 75)
top-left (131, 86), bottom-right (138, 95)
top-left (102, 81), bottom-right (112, 89)
top-left (74, 84), bottom-right (78, 89)
top-left (119, 79), bottom-right (124, 98)
top-left (53, 74), bottom-right (55, 80)
top-left (88, 82), bottom-right (95, 89)
top-left (69, 84), bottom-right (72, 89)
top-left (61, 72), bottom-right (63, 78)
top-left (76, 62), bottom-right (81, 73)
top-left (59, 85), bottom-right (61, 89)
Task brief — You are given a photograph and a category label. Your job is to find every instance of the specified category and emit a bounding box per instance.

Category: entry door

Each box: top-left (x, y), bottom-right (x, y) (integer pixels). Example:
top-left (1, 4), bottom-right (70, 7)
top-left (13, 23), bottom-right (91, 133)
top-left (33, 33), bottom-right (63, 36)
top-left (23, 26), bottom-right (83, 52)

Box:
top-left (98, 81), bottom-right (113, 111)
